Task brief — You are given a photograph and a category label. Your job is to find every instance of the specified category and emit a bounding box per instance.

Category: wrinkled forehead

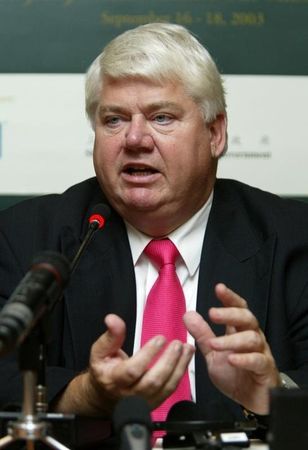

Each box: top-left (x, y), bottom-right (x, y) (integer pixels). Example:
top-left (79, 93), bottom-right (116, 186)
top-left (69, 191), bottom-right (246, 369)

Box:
top-left (98, 74), bottom-right (198, 109)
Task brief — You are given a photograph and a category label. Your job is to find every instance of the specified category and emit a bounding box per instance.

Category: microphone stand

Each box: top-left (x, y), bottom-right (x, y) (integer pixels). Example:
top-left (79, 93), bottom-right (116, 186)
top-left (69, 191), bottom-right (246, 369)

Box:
top-left (0, 322), bottom-right (71, 450)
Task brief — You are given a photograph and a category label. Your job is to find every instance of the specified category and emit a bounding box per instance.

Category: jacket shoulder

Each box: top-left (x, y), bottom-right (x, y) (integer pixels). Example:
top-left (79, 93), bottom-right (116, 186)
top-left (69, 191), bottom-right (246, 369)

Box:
top-left (0, 177), bottom-right (103, 226)
top-left (216, 178), bottom-right (308, 212)
top-left (0, 178), bottom-right (106, 269)
top-left (214, 179), bottom-right (308, 236)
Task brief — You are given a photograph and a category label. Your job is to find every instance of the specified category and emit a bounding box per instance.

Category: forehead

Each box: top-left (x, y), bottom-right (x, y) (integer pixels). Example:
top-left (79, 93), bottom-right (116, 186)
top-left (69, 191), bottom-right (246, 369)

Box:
top-left (98, 78), bottom-right (199, 119)
top-left (99, 76), bottom-right (195, 108)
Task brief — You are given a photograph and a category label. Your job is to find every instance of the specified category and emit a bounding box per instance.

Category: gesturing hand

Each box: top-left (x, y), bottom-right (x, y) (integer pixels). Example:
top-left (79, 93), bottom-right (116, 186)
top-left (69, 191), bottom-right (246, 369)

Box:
top-left (54, 313), bottom-right (194, 416)
top-left (88, 314), bottom-right (194, 412)
top-left (184, 283), bottom-right (281, 414)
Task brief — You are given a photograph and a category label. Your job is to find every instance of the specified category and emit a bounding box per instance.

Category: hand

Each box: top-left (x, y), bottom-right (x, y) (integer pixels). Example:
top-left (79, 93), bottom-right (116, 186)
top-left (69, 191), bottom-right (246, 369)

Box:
top-left (53, 313), bottom-right (194, 416)
top-left (184, 283), bottom-right (281, 414)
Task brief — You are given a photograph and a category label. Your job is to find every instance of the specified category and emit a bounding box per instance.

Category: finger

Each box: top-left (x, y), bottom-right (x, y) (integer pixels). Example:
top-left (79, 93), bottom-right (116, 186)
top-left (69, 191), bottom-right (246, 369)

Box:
top-left (111, 335), bottom-right (167, 386)
top-left (227, 351), bottom-right (277, 379)
top-left (135, 342), bottom-right (194, 407)
top-left (91, 314), bottom-right (127, 360)
top-left (160, 343), bottom-right (195, 400)
top-left (209, 329), bottom-right (265, 353)
top-left (137, 341), bottom-right (194, 397)
top-left (183, 311), bottom-right (215, 355)
top-left (209, 306), bottom-right (259, 331)
top-left (134, 340), bottom-right (183, 396)
top-left (215, 283), bottom-right (248, 308)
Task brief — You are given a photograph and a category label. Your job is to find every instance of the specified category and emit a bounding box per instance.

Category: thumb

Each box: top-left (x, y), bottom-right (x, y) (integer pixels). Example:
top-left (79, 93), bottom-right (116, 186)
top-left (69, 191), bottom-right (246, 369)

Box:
top-left (183, 311), bottom-right (216, 355)
top-left (91, 314), bottom-right (127, 360)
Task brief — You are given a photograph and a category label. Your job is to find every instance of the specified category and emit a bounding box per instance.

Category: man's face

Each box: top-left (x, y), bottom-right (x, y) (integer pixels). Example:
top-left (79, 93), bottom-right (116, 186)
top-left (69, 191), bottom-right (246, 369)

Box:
top-left (93, 77), bottom-right (226, 235)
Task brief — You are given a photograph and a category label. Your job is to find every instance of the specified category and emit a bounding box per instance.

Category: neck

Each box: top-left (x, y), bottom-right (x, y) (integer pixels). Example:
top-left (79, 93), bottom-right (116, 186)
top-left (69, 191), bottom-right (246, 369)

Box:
top-left (124, 200), bottom-right (210, 237)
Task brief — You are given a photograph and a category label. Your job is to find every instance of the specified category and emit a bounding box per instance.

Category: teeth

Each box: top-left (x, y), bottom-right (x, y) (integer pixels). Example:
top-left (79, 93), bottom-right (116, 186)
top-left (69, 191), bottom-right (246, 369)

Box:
top-left (126, 167), bottom-right (156, 174)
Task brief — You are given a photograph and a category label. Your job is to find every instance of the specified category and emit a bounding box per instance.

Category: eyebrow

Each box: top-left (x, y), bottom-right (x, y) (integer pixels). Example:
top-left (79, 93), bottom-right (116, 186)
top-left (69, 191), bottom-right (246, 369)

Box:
top-left (98, 101), bottom-right (184, 116)
top-left (98, 105), bottom-right (124, 115)
top-left (145, 101), bottom-right (184, 114)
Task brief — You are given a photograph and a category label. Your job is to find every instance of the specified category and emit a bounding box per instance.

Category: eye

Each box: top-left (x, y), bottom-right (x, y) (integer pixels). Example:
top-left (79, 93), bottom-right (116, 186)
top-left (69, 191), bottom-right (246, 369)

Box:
top-left (104, 115), bottom-right (122, 127)
top-left (153, 114), bottom-right (173, 125)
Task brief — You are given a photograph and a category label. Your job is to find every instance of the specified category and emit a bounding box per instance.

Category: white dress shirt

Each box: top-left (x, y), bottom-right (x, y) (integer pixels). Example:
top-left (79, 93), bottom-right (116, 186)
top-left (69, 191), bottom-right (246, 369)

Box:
top-left (125, 192), bottom-right (213, 401)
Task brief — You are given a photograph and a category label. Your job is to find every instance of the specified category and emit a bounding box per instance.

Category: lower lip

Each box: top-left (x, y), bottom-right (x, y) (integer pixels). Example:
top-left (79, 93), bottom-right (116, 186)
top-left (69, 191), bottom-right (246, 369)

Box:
top-left (121, 172), bottom-right (160, 183)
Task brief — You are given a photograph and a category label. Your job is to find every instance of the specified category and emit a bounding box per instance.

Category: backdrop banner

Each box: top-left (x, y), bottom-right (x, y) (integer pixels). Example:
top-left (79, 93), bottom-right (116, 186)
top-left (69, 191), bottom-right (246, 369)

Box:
top-left (1, 0), bottom-right (308, 197)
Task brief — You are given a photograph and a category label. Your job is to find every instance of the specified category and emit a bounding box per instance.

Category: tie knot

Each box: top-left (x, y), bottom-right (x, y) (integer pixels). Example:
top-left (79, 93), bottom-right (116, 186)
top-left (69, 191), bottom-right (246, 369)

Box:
top-left (144, 238), bottom-right (180, 268)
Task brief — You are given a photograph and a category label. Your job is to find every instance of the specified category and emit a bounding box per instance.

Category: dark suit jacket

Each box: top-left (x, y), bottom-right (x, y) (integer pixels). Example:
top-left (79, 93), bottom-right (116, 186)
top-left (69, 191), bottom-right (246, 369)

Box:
top-left (1, 177), bottom-right (308, 420)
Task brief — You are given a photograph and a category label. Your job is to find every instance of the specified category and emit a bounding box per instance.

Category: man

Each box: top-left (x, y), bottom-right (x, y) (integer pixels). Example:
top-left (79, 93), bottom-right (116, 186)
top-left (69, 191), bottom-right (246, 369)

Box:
top-left (0, 23), bottom-right (308, 425)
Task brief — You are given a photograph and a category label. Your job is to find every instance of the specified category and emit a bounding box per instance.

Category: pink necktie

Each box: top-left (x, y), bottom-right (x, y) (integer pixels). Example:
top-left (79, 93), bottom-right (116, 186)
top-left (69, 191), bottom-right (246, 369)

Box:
top-left (141, 238), bottom-right (191, 424)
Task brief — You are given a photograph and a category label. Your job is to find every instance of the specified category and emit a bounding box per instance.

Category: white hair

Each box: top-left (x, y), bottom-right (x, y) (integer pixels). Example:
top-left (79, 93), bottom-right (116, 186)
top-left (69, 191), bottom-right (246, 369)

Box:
top-left (85, 22), bottom-right (227, 129)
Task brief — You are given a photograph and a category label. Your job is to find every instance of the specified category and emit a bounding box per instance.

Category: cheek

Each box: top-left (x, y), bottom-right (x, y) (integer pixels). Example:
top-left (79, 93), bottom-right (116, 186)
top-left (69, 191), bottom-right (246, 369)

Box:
top-left (176, 149), bottom-right (212, 186)
top-left (93, 136), bottom-right (120, 168)
top-left (172, 139), bottom-right (210, 170)
top-left (93, 150), bottom-right (116, 188)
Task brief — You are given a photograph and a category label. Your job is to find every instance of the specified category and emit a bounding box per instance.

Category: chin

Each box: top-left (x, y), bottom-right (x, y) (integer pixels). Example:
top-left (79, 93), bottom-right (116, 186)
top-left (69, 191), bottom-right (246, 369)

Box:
top-left (122, 193), bottom-right (163, 211)
top-left (126, 202), bottom-right (159, 213)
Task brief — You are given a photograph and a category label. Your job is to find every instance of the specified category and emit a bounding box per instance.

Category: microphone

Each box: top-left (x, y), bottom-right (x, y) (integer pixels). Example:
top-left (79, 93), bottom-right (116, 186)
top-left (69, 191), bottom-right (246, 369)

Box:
top-left (70, 203), bottom-right (110, 274)
top-left (0, 251), bottom-right (70, 357)
top-left (113, 396), bottom-right (152, 450)
top-left (161, 400), bottom-right (207, 434)
top-left (167, 400), bottom-right (200, 422)
top-left (163, 401), bottom-right (210, 448)
top-left (164, 401), bottom-right (251, 448)
top-left (0, 203), bottom-right (111, 357)
top-left (165, 399), bottom-right (236, 426)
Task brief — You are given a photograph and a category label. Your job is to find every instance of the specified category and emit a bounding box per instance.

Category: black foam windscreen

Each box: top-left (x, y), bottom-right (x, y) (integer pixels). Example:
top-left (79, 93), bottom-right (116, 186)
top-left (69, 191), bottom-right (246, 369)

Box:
top-left (113, 396), bottom-right (152, 434)
top-left (166, 400), bottom-right (200, 422)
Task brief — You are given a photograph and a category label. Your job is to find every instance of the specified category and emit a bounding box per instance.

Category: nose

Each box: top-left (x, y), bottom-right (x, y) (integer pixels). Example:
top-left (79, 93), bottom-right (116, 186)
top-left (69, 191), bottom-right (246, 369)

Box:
top-left (125, 115), bottom-right (154, 151)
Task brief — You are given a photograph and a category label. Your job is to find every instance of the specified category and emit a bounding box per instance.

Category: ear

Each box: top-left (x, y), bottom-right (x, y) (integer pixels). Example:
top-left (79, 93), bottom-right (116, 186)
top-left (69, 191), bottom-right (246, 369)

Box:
top-left (208, 114), bottom-right (227, 159)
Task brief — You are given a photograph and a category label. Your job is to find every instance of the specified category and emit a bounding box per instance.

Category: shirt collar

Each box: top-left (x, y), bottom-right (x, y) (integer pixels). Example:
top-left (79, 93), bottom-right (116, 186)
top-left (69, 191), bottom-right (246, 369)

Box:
top-left (126, 192), bottom-right (213, 277)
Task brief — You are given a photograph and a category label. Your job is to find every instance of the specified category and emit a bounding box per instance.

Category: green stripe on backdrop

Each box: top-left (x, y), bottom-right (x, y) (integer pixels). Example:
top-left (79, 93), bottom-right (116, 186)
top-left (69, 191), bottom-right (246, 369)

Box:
top-left (0, 196), bottom-right (35, 211)
top-left (0, 0), bottom-right (307, 75)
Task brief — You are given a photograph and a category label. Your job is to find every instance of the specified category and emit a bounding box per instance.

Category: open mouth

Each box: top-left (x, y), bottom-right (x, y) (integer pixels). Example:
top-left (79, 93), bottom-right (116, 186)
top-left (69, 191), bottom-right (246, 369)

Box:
top-left (123, 166), bottom-right (159, 176)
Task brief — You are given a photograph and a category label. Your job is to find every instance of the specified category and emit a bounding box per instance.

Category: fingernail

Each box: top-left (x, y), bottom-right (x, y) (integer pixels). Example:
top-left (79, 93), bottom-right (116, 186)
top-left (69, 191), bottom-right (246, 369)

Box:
top-left (173, 342), bottom-right (183, 353)
top-left (212, 307), bottom-right (221, 317)
top-left (209, 338), bottom-right (222, 349)
top-left (183, 346), bottom-right (194, 357)
top-left (154, 336), bottom-right (165, 347)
